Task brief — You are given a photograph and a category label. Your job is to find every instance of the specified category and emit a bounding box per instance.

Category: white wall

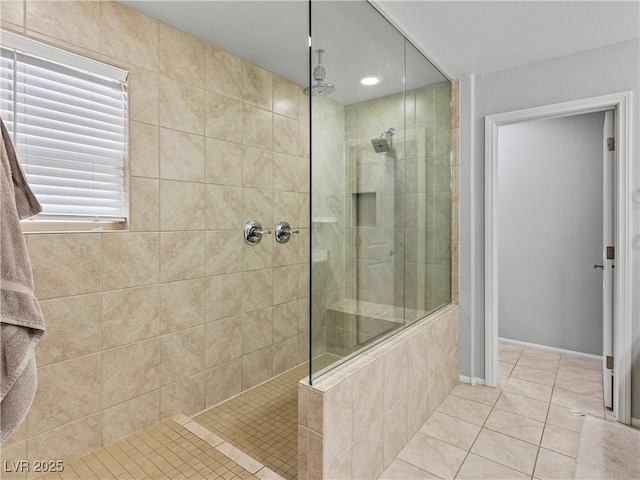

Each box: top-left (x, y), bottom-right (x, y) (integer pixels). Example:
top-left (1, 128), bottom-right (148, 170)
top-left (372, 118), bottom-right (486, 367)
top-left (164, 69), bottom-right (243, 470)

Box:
top-left (498, 113), bottom-right (605, 355)
top-left (458, 38), bottom-right (640, 417)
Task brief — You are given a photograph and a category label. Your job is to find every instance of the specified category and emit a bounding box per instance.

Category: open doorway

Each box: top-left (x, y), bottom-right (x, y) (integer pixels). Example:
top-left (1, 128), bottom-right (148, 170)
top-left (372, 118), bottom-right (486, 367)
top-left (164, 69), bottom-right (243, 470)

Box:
top-left (484, 93), bottom-right (633, 425)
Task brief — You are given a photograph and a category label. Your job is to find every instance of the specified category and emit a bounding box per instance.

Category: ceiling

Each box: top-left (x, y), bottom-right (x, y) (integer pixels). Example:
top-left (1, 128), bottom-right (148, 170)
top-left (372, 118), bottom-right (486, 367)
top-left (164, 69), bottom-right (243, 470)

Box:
top-left (118, 1), bottom-right (640, 103)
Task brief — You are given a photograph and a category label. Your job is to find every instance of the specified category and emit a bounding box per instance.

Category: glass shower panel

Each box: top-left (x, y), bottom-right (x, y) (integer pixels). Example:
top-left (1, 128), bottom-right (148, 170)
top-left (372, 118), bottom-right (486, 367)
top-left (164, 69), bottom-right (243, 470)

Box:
top-left (309, 1), bottom-right (451, 381)
top-left (404, 41), bottom-right (452, 325)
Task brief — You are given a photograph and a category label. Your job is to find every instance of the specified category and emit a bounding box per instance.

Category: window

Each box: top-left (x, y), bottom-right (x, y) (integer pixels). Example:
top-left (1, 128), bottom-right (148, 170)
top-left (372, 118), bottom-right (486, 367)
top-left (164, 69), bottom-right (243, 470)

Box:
top-left (0, 30), bottom-right (128, 226)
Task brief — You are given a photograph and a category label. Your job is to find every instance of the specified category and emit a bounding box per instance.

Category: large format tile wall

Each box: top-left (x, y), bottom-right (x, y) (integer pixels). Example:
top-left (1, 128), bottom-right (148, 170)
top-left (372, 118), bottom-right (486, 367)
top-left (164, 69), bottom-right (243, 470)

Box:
top-left (298, 305), bottom-right (460, 479)
top-left (310, 95), bottom-right (346, 357)
top-left (0, 0), bottom-right (310, 465)
top-left (343, 82), bottom-right (452, 313)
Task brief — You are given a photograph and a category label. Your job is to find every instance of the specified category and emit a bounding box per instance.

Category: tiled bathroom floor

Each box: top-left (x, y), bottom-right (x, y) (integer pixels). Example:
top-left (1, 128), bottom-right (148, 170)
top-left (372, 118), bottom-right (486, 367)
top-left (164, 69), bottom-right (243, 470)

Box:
top-left (382, 340), bottom-right (606, 479)
top-left (25, 342), bottom-right (635, 480)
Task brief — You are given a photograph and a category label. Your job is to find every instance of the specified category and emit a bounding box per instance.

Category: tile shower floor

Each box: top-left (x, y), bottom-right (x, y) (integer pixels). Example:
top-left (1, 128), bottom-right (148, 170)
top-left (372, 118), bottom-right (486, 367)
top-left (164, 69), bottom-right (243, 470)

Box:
top-left (29, 342), bottom-right (633, 480)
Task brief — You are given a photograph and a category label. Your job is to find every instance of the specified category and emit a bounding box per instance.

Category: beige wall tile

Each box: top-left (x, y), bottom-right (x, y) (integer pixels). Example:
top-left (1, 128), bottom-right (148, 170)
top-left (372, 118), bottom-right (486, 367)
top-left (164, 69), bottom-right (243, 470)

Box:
top-left (160, 278), bottom-right (205, 334)
top-left (242, 268), bottom-right (273, 312)
top-left (272, 301), bottom-right (298, 342)
top-left (160, 325), bottom-right (205, 386)
top-left (129, 176), bottom-right (160, 231)
top-left (129, 121), bottom-right (159, 177)
top-left (159, 76), bottom-right (205, 135)
top-left (272, 264), bottom-right (298, 305)
top-left (383, 396), bottom-right (408, 468)
top-left (160, 372), bottom-right (205, 418)
top-left (242, 346), bottom-right (272, 389)
top-left (205, 184), bottom-right (243, 229)
top-left (159, 128), bottom-right (205, 182)
top-left (243, 188), bottom-right (274, 227)
top-left (159, 23), bottom-right (205, 87)
top-left (273, 153), bottom-right (300, 192)
top-left (352, 418), bottom-right (384, 479)
top-left (26, 0), bottom-right (100, 53)
top-left (129, 68), bottom-right (159, 126)
top-left (206, 272), bottom-right (244, 321)
top-left (37, 294), bottom-right (101, 366)
top-left (3, 420), bottom-right (26, 448)
top-left (323, 377), bottom-right (353, 463)
top-left (205, 315), bottom-right (242, 368)
top-left (242, 146), bottom-right (273, 189)
top-left (28, 233), bottom-right (101, 300)
top-left (1, 1), bottom-right (24, 29)
top-left (0, 439), bottom-right (26, 480)
top-left (272, 336), bottom-right (298, 375)
top-left (103, 338), bottom-right (159, 407)
top-left (273, 114), bottom-right (299, 156)
top-left (205, 91), bottom-right (243, 143)
top-left (100, 1), bottom-right (158, 71)
top-left (308, 388), bottom-right (323, 434)
top-left (160, 231), bottom-right (205, 282)
top-left (205, 138), bottom-right (242, 186)
top-left (160, 180), bottom-right (205, 231)
top-left (206, 230), bottom-right (243, 276)
top-left (205, 45), bottom-right (242, 99)
top-left (273, 191), bottom-right (300, 228)
top-left (242, 307), bottom-right (273, 354)
top-left (325, 446), bottom-right (352, 480)
top-left (307, 428), bottom-right (323, 479)
top-left (273, 76), bottom-right (299, 120)
top-left (28, 353), bottom-right (101, 437)
top-left (243, 104), bottom-right (272, 150)
top-left (205, 359), bottom-right (242, 408)
top-left (102, 285), bottom-right (160, 349)
top-left (273, 233), bottom-right (299, 267)
top-left (102, 390), bottom-right (160, 444)
top-left (242, 62), bottom-right (272, 110)
top-left (352, 357), bottom-right (384, 439)
top-left (27, 413), bottom-right (102, 463)
top-left (384, 343), bottom-right (408, 409)
top-left (102, 232), bottom-right (160, 290)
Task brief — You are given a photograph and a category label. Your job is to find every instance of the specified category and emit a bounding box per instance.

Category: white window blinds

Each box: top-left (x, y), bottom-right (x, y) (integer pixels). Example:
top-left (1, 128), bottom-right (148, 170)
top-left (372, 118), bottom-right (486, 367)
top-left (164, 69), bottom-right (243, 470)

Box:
top-left (0, 31), bottom-right (128, 223)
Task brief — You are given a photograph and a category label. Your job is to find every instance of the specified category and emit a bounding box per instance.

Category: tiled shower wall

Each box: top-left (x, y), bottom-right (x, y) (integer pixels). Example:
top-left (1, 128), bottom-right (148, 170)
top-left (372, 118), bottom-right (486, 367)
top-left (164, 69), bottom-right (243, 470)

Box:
top-left (0, 0), bottom-right (310, 465)
top-left (310, 96), bottom-right (346, 356)
top-left (344, 82), bottom-right (452, 312)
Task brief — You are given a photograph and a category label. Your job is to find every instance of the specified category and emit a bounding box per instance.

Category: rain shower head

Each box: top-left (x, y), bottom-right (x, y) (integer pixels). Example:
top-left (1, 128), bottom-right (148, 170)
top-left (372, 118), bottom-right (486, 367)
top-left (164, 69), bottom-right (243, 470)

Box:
top-left (304, 49), bottom-right (335, 96)
top-left (371, 128), bottom-right (395, 153)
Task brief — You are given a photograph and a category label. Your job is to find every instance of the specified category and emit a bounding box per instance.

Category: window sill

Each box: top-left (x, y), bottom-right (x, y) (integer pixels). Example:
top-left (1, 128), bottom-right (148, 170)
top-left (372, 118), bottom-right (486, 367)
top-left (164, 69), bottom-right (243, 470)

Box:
top-left (20, 220), bottom-right (127, 234)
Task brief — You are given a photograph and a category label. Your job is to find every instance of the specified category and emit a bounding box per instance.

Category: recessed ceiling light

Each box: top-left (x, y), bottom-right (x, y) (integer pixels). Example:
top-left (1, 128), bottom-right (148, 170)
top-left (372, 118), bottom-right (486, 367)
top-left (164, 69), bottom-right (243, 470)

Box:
top-left (360, 76), bottom-right (381, 86)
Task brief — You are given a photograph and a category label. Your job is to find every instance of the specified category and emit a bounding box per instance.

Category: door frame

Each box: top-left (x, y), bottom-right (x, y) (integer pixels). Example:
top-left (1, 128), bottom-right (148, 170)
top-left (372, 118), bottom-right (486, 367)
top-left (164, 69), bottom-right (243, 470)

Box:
top-left (484, 92), bottom-right (633, 424)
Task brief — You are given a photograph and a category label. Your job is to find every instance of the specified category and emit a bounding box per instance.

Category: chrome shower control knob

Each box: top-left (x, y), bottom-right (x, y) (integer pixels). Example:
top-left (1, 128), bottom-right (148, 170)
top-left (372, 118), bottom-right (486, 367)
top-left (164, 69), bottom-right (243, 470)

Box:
top-left (244, 221), bottom-right (271, 245)
top-left (275, 221), bottom-right (299, 244)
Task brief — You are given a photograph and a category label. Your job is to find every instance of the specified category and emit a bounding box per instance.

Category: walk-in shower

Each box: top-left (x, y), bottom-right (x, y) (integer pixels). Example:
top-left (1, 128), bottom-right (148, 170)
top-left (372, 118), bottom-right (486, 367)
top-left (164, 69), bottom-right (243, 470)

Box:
top-left (309, 1), bottom-right (452, 381)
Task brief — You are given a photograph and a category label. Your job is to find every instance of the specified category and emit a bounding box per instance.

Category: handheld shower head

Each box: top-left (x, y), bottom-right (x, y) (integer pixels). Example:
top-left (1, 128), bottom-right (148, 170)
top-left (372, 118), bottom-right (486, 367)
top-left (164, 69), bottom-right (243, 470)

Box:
top-left (371, 128), bottom-right (396, 153)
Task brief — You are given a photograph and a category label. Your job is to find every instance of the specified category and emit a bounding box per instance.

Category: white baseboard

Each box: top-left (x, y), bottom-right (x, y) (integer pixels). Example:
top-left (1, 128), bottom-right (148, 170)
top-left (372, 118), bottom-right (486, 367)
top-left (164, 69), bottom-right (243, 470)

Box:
top-left (499, 337), bottom-right (602, 361)
top-left (632, 417), bottom-right (640, 428)
top-left (459, 375), bottom-right (486, 386)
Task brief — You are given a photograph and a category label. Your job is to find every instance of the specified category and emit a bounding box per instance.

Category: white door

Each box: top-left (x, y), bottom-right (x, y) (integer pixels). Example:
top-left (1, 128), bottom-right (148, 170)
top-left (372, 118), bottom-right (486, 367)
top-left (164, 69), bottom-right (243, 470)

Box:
top-left (601, 110), bottom-right (615, 409)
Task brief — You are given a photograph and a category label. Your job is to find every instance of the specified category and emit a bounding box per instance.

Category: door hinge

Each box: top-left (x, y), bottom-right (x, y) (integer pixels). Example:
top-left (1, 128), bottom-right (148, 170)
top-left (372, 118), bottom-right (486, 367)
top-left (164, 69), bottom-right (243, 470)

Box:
top-left (606, 246), bottom-right (615, 260)
top-left (606, 355), bottom-right (614, 370)
top-left (607, 137), bottom-right (615, 151)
